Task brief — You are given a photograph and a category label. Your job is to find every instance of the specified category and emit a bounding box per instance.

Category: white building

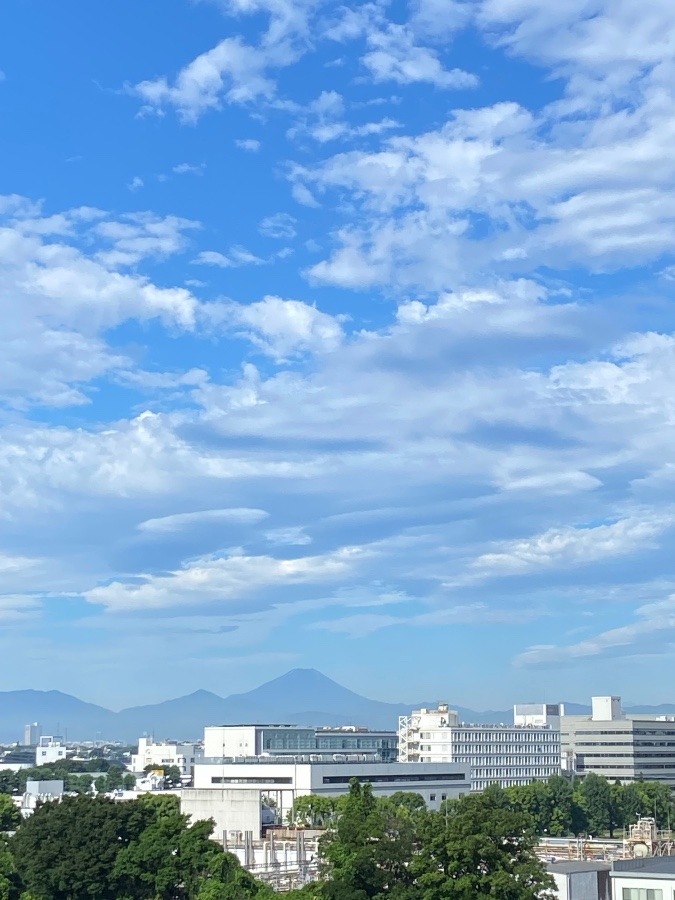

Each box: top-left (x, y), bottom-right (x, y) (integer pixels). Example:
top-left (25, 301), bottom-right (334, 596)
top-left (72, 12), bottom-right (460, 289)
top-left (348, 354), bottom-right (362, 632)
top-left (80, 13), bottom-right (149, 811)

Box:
top-left (203, 725), bottom-right (397, 762)
top-left (611, 856), bottom-right (675, 899)
top-left (23, 723), bottom-right (41, 746)
top-left (35, 736), bottom-right (66, 766)
top-left (190, 757), bottom-right (470, 827)
top-left (398, 702), bottom-right (561, 791)
top-left (130, 738), bottom-right (201, 778)
top-left (561, 696), bottom-right (675, 786)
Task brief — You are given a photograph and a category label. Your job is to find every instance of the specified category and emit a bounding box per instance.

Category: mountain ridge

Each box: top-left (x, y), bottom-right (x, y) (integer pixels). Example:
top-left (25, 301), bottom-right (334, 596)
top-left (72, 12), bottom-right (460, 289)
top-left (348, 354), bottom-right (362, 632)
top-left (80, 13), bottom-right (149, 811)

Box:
top-left (0, 668), bottom-right (671, 743)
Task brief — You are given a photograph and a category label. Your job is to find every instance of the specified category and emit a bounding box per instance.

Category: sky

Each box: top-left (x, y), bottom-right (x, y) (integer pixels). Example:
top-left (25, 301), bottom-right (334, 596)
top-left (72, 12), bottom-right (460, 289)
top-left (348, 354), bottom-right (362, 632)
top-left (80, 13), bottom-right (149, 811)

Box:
top-left (1, 0), bottom-right (675, 711)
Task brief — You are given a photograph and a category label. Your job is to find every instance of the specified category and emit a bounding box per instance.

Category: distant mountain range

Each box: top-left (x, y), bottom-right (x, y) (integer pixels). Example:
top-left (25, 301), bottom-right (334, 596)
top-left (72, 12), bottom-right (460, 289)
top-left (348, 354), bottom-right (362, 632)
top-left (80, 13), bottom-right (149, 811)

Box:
top-left (1, 668), bottom-right (674, 744)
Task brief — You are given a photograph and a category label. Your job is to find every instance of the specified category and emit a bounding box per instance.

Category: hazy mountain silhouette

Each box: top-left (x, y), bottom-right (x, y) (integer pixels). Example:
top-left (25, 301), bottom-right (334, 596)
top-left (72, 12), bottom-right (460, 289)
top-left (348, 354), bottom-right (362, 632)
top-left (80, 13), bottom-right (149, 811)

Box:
top-left (0, 668), bottom-right (668, 743)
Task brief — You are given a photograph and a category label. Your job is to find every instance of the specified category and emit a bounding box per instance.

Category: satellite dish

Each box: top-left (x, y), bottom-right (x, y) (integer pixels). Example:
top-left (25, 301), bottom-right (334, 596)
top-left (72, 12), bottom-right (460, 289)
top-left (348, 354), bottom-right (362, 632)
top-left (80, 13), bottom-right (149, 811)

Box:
top-left (633, 843), bottom-right (650, 859)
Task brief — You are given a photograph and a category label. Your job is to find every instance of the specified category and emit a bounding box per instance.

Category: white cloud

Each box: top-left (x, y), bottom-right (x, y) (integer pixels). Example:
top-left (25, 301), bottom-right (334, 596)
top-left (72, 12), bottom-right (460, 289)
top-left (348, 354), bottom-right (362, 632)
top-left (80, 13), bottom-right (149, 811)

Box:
top-left (138, 507), bottom-right (268, 533)
top-left (132, 38), bottom-right (277, 123)
top-left (94, 213), bottom-right (200, 268)
top-left (84, 545), bottom-right (366, 612)
top-left (172, 162), bottom-right (206, 175)
top-left (259, 212), bottom-right (297, 239)
top-left (193, 246), bottom-right (265, 268)
top-left (515, 593), bottom-right (675, 668)
top-left (127, 176), bottom-right (144, 192)
top-left (235, 138), bottom-right (262, 152)
top-left (463, 514), bottom-right (674, 582)
top-left (362, 23), bottom-right (478, 89)
top-left (0, 199), bottom-right (202, 407)
top-left (216, 295), bottom-right (344, 358)
top-left (265, 526), bottom-right (312, 545)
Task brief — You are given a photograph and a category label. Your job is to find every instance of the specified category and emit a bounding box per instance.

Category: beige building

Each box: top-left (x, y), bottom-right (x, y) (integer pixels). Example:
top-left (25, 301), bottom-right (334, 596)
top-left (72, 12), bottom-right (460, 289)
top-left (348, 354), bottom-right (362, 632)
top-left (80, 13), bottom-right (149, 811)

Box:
top-left (561, 696), bottom-right (675, 786)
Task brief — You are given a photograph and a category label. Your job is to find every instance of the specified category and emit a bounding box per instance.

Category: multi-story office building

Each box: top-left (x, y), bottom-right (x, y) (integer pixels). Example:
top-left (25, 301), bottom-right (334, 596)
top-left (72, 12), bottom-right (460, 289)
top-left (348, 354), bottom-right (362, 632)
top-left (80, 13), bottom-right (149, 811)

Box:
top-left (561, 696), bottom-right (675, 786)
top-left (398, 702), bottom-right (562, 791)
top-left (203, 724), bottom-right (397, 762)
top-left (23, 723), bottom-right (42, 747)
top-left (130, 737), bottom-right (202, 778)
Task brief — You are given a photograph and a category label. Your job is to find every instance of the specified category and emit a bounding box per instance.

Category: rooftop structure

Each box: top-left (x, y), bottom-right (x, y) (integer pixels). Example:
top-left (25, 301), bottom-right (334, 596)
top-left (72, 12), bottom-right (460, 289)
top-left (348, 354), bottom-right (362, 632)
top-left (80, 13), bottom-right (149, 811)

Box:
top-left (203, 724), bottom-right (397, 763)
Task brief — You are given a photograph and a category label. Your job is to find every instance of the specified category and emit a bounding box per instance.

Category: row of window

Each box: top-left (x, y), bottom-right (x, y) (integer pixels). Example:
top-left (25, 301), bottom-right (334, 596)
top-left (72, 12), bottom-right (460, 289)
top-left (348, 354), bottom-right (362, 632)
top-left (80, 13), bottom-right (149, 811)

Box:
top-left (322, 773), bottom-right (467, 784)
top-left (621, 888), bottom-right (663, 900)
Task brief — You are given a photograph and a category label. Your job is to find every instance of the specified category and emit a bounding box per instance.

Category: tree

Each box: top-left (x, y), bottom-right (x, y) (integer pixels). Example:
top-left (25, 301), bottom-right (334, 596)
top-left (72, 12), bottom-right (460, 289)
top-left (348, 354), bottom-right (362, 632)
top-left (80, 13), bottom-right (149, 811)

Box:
top-left (0, 776), bottom-right (18, 798)
top-left (123, 773), bottom-right (136, 791)
top-left (412, 785), bottom-right (556, 900)
top-left (94, 775), bottom-right (108, 794)
top-left (578, 774), bottom-right (613, 836)
top-left (318, 781), bottom-right (419, 900)
top-left (0, 839), bottom-right (20, 900)
top-left (0, 798), bottom-right (19, 834)
top-left (291, 796), bottom-right (337, 827)
top-left (546, 775), bottom-right (575, 836)
top-left (634, 781), bottom-right (674, 830)
top-left (11, 795), bottom-right (138, 900)
top-left (10, 792), bottom-right (270, 900)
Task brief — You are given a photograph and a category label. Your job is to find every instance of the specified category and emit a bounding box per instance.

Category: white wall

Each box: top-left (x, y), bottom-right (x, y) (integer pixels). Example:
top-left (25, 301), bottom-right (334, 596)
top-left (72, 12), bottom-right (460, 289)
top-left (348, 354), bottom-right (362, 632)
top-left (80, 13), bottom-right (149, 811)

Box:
top-left (204, 726), bottom-right (258, 759)
top-left (181, 789), bottom-right (262, 840)
top-left (612, 875), bottom-right (675, 899)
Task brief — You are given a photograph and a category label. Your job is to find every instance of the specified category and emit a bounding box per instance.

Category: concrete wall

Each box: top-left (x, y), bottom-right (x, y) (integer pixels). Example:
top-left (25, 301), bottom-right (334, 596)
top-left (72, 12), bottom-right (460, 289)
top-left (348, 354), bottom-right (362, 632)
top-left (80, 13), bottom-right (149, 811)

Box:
top-left (551, 870), bottom-right (611, 900)
top-left (204, 726), bottom-right (257, 759)
top-left (181, 789), bottom-right (262, 841)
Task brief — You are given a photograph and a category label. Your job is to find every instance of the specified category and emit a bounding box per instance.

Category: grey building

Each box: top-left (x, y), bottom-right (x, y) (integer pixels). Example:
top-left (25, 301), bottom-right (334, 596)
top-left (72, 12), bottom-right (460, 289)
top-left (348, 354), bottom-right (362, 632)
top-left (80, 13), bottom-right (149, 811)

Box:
top-left (547, 861), bottom-right (611, 900)
top-left (561, 696), bottom-right (675, 786)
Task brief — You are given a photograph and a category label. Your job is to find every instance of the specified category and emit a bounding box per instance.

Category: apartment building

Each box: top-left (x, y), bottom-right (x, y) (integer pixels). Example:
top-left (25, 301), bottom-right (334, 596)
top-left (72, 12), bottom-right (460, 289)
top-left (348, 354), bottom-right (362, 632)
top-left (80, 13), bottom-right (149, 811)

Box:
top-left (35, 736), bottom-right (66, 766)
top-left (561, 696), bottom-right (675, 786)
top-left (398, 702), bottom-right (562, 791)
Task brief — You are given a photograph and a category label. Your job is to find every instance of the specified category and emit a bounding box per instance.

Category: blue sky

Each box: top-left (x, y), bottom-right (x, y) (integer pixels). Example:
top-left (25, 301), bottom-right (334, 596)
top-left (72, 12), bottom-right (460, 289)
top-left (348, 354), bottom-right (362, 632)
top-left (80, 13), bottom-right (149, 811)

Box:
top-left (1, 0), bottom-right (675, 711)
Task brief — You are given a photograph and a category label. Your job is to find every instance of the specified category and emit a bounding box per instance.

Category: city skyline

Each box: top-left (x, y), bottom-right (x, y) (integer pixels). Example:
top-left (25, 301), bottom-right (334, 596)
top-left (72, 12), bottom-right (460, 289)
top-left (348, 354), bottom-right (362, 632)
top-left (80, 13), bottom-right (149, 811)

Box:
top-left (1, 1), bottom-right (675, 707)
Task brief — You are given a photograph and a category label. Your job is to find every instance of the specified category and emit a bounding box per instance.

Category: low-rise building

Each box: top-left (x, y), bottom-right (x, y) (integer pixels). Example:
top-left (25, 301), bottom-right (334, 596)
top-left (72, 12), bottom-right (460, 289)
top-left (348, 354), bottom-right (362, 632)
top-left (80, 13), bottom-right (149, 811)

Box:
top-left (35, 736), bottom-right (66, 766)
top-left (130, 738), bottom-right (201, 779)
top-left (611, 856), bottom-right (675, 900)
top-left (561, 696), bottom-right (675, 786)
top-left (398, 703), bottom-right (561, 790)
top-left (184, 757), bottom-right (469, 842)
top-left (191, 757), bottom-right (470, 826)
top-left (546, 861), bottom-right (611, 900)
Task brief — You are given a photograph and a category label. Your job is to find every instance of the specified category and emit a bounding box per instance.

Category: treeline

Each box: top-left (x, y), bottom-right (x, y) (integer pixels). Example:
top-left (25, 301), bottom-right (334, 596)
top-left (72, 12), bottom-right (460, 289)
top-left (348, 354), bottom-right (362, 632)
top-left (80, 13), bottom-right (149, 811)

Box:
top-left (503, 773), bottom-right (674, 838)
top-left (0, 763), bottom-right (136, 796)
top-left (289, 781), bottom-right (556, 900)
top-left (291, 773), bottom-right (674, 839)
top-left (0, 793), bottom-right (274, 900)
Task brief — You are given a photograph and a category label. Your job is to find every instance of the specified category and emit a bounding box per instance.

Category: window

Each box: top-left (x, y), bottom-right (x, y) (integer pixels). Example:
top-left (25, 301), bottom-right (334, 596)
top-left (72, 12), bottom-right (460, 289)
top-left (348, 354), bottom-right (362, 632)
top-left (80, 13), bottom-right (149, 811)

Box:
top-left (621, 889), bottom-right (663, 900)
top-left (430, 794), bottom-right (436, 801)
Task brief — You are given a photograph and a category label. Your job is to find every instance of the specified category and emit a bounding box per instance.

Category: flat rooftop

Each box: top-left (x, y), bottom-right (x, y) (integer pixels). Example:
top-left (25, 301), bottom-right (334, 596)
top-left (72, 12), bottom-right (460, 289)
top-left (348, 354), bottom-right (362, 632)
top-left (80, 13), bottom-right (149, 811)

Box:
top-left (548, 861), bottom-right (611, 874)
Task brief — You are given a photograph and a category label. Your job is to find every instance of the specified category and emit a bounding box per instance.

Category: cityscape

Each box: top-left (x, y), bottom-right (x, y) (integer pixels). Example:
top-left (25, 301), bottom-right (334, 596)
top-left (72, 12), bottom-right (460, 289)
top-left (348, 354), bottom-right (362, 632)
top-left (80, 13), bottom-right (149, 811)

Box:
top-left (2, 0), bottom-right (675, 896)
top-left (4, 688), bottom-right (675, 894)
